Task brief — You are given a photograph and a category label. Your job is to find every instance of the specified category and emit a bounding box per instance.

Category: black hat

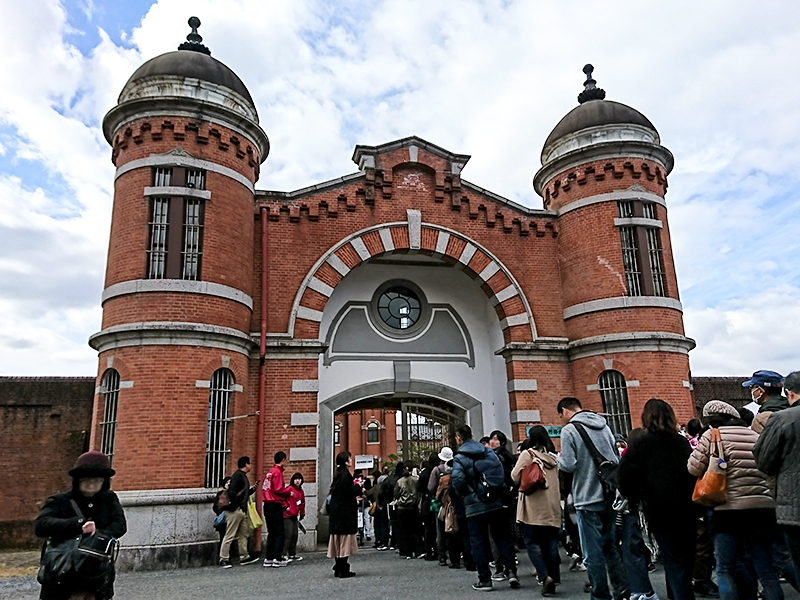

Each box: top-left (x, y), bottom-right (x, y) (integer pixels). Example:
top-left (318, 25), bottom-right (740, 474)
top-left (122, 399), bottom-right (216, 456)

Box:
top-left (68, 451), bottom-right (116, 478)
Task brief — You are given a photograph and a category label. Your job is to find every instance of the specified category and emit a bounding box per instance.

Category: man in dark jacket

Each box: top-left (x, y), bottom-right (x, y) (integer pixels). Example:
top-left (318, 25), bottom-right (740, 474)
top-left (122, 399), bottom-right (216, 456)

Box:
top-left (557, 397), bottom-right (628, 600)
top-left (451, 423), bottom-right (518, 591)
top-left (754, 370), bottom-right (800, 568)
top-left (219, 456), bottom-right (259, 568)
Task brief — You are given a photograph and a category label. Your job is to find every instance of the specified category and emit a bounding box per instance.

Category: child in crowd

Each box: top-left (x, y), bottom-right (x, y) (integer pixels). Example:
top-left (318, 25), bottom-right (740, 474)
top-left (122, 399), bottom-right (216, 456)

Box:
top-left (283, 472), bottom-right (306, 561)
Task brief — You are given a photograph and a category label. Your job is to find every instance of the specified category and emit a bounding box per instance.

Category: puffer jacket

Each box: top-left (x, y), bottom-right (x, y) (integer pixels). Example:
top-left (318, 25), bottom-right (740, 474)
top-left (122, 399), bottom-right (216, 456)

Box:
top-left (451, 439), bottom-right (504, 517)
top-left (511, 449), bottom-right (561, 528)
top-left (753, 403), bottom-right (800, 526)
top-left (688, 425), bottom-right (774, 511)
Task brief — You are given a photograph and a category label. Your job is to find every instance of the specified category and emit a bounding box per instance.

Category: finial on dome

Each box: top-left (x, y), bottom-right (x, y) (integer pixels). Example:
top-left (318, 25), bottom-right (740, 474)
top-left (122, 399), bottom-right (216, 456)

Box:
top-left (577, 64), bottom-right (606, 104)
top-left (178, 16), bottom-right (211, 56)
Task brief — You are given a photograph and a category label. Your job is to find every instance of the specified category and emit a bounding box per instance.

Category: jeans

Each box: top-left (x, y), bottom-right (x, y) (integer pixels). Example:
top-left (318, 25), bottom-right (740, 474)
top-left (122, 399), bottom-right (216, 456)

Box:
top-left (467, 509), bottom-right (515, 584)
top-left (621, 513), bottom-right (653, 595)
top-left (263, 502), bottom-right (285, 560)
top-left (652, 524), bottom-right (696, 600)
top-left (522, 524), bottom-right (561, 583)
top-left (576, 509), bottom-right (629, 600)
top-left (714, 532), bottom-right (784, 600)
top-left (773, 530), bottom-right (800, 591)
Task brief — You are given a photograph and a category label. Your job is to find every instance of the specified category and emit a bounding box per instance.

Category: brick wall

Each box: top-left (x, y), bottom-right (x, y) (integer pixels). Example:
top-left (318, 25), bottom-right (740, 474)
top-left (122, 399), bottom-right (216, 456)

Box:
top-left (0, 377), bottom-right (94, 548)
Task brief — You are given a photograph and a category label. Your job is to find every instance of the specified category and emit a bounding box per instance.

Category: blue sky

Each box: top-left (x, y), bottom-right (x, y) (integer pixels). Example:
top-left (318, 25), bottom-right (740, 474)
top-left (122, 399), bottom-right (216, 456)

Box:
top-left (1, 0), bottom-right (799, 377)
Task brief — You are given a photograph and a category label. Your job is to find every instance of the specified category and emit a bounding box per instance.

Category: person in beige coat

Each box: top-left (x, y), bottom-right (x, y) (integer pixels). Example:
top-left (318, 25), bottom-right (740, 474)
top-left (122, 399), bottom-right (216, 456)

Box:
top-left (688, 400), bottom-right (783, 600)
top-left (511, 425), bottom-right (561, 596)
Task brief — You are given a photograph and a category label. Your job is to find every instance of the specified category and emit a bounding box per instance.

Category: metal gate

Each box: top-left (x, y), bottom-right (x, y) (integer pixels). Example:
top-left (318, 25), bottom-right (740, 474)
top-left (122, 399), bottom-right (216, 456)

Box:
top-left (399, 401), bottom-right (465, 464)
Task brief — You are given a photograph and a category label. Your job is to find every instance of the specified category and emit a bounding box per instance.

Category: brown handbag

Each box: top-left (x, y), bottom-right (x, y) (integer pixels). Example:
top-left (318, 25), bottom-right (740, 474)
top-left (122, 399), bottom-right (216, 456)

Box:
top-left (519, 449), bottom-right (548, 495)
top-left (692, 428), bottom-right (728, 506)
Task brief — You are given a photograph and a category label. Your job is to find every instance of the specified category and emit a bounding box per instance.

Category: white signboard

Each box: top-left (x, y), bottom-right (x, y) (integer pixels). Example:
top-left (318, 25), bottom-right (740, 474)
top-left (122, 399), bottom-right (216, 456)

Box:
top-left (355, 455), bottom-right (374, 470)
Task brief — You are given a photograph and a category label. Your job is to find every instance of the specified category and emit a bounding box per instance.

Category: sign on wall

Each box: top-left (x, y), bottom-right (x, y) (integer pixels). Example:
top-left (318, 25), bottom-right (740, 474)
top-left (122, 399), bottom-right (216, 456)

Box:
top-left (526, 425), bottom-right (562, 438)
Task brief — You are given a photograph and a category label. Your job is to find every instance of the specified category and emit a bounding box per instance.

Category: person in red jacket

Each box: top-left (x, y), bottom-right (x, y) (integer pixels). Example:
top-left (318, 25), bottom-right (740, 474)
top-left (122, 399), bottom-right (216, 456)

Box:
top-left (283, 472), bottom-right (306, 561)
top-left (262, 451), bottom-right (293, 567)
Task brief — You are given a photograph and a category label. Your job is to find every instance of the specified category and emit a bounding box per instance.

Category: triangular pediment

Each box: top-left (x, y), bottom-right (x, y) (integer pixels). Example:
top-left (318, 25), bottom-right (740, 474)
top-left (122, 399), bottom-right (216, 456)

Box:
top-left (352, 135), bottom-right (471, 175)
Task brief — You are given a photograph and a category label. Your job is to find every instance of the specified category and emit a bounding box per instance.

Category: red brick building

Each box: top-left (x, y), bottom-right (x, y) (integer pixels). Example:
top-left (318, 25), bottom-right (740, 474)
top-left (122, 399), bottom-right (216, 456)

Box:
top-left (88, 23), bottom-right (694, 566)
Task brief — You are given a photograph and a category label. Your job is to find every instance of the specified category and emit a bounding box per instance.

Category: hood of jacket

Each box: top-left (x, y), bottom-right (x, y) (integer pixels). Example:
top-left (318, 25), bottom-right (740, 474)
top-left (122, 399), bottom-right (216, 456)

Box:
top-left (760, 395), bottom-right (789, 413)
top-left (570, 410), bottom-right (609, 430)
top-left (532, 449), bottom-right (558, 470)
top-left (457, 438), bottom-right (487, 459)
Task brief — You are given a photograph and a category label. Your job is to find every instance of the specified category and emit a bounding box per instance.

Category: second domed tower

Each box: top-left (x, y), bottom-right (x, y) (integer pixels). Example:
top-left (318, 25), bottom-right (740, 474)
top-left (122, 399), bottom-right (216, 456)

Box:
top-left (535, 65), bottom-right (694, 428)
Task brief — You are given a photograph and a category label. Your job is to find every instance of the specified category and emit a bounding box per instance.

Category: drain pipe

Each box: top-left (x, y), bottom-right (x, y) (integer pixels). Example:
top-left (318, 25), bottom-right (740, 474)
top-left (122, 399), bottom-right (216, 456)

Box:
top-left (255, 206), bottom-right (268, 551)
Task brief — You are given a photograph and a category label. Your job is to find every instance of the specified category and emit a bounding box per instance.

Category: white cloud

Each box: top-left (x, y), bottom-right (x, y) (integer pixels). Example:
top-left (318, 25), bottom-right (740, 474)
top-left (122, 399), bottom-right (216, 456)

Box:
top-left (0, 0), bottom-right (799, 376)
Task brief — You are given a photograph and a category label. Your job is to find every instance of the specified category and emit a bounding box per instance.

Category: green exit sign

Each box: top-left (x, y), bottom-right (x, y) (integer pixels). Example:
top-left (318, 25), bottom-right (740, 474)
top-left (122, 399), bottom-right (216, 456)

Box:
top-left (525, 425), bottom-right (562, 438)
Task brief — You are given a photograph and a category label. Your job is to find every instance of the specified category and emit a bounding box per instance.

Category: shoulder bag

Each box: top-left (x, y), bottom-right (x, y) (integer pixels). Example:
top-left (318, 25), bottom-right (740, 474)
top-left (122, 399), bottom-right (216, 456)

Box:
top-left (572, 423), bottom-right (620, 502)
top-left (692, 428), bottom-right (728, 506)
top-left (519, 449), bottom-right (548, 494)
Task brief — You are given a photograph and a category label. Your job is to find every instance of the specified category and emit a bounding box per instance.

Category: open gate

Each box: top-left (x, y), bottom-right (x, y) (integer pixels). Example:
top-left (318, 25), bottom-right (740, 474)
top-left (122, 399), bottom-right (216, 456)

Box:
top-left (399, 400), bottom-right (465, 464)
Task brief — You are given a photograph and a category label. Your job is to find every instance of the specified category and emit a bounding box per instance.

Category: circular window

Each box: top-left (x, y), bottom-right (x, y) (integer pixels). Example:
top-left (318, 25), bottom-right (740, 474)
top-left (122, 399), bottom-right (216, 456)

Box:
top-left (377, 286), bottom-right (421, 330)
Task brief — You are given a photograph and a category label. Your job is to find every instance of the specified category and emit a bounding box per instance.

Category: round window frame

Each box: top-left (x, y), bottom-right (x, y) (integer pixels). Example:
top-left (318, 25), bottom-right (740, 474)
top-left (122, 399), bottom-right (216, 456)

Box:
top-left (370, 280), bottom-right (430, 338)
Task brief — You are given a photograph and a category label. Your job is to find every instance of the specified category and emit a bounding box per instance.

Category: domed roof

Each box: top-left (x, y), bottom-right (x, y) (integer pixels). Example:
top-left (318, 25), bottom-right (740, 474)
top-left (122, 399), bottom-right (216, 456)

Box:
top-left (542, 65), bottom-right (658, 159)
top-left (124, 49), bottom-right (254, 106)
top-left (543, 99), bottom-right (656, 150)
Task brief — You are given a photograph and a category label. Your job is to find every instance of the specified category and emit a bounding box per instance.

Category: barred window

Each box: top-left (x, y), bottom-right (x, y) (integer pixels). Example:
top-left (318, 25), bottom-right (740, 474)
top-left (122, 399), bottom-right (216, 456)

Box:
top-left (153, 167), bottom-right (172, 187)
top-left (367, 422), bottom-right (380, 443)
top-left (147, 198), bottom-right (170, 279)
top-left (205, 369), bottom-right (234, 488)
top-left (598, 370), bottom-right (632, 436)
top-left (619, 226), bottom-right (642, 296)
top-left (182, 199), bottom-right (203, 280)
top-left (641, 202), bottom-right (656, 220)
top-left (646, 228), bottom-right (667, 296)
top-left (99, 369), bottom-right (120, 465)
top-left (618, 200), bottom-right (635, 218)
top-left (185, 169), bottom-right (206, 190)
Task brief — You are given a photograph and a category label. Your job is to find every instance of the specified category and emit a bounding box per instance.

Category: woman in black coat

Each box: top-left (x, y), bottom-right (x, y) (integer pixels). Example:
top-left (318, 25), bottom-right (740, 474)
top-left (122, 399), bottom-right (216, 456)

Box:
top-left (34, 451), bottom-right (127, 600)
top-left (327, 451), bottom-right (361, 577)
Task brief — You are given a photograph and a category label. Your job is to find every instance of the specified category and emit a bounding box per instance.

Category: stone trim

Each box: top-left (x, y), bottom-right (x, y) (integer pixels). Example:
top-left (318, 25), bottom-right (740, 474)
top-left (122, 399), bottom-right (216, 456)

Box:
top-left (510, 410), bottom-right (541, 423)
top-left (290, 447), bottom-right (319, 462)
top-left (291, 413), bottom-right (320, 426)
top-left (307, 277), bottom-right (334, 298)
top-left (350, 237), bottom-right (371, 261)
top-left (563, 296), bottom-right (683, 319)
top-left (568, 332), bottom-right (696, 361)
top-left (458, 243), bottom-right (477, 266)
top-left (586, 384), bottom-right (600, 391)
top-left (143, 186), bottom-right (211, 200)
top-left (292, 379), bottom-right (319, 393)
top-left (195, 380), bottom-right (210, 388)
top-left (435, 231), bottom-right (450, 255)
top-left (479, 261), bottom-right (500, 281)
top-left (254, 337), bottom-right (327, 360)
top-left (326, 254), bottom-right (351, 276)
top-left (114, 147), bottom-right (255, 193)
top-left (379, 228), bottom-right (395, 252)
top-left (102, 279), bottom-right (253, 310)
top-left (88, 322), bottom-right (254, 355)
top-left (626, 380), bottom-right (640, 388)
top-left (557, 189), bottom-right (667, 216)
top-left (507, 379), bottom-right (538, 393)
top-left (116, 487), bottom-right (217, 507)
top-left (407, 209), bottom-right (422, 249)
top-left (493, 284), bottom-right (519, 305)
top-left (613, 217), bottom-right (662, 229)
top-left (120, 381), bottom-right (134, 389)
top-left (496, 339), bottom-right (570, 362)
top-left (500, 314), bottom-right (529, 328)
top-left (296, 306), bottom-right (324, 322)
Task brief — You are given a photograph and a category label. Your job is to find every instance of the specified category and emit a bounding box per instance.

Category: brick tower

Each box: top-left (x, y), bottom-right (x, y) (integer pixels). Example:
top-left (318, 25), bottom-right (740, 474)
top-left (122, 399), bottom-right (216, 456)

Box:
top-left (89, 18), bottom-right (268, 566)
top-left (534, 65), bottom-right (695, 428)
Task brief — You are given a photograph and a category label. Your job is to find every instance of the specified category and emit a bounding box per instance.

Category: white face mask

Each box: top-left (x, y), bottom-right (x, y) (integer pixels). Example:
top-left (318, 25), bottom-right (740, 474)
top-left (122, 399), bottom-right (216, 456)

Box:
top-left (751, 387), bottom-right (763, 402)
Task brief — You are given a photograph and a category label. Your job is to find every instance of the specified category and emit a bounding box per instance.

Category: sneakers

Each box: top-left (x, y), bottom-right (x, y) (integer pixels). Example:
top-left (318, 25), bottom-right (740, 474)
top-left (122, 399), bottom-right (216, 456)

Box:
top-left (288, 555), bottom-right (303, 562)
top-left (273, 557), bottom-right (289, 567)
top-left (263, 558), bottom-right (273, 567)
top-left (472, 581), bottom-right (494, 592)
top-left (508, 572), bottom-right (520, 588)
top-left (631, 593), bottom-right (659, 600)
top-left (240, 554), bottom-right (260, 565)
top-left (491, 572), bottom-right (508, 582)
top-left (219, 559), bottom-right (232, 569)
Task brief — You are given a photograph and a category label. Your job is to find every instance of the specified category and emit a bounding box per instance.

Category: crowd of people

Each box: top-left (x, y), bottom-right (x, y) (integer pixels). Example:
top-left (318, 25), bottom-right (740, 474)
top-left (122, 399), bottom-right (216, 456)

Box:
top-left (32, 369), bottom-right (800, 599)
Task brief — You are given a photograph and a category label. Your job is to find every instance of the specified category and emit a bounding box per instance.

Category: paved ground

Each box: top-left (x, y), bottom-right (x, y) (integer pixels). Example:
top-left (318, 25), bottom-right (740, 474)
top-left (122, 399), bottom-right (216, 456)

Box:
top-left (2, 546), bottom-right (799, 600)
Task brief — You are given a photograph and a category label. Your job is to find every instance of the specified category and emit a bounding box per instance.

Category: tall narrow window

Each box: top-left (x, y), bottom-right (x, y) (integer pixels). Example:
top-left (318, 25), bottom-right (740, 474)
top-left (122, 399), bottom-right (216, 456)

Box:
top-left (367, 421), bottom-right (380, 443)
top-left (182, 199), bottom-right (203, 280)
top-left (185, 169), bottom-right (206, 189)
top-left (205, 368), bottom-right (234, 488)
top-left (646, 228), bottom-right (666, 296)
top-left (334, 422), bottom-right (341, 446)
top-left (598, 370), bottom-right (632, 436)
top-left (616, 200), bottom-right (667, 297)
top-left (619, 227), bottom-right (642, 296)
top-left (99, 369), bottom-right (120, 465)
top-left (147, 198), bottom-right (170, 279)
top-left (153, 167), bottom-right (172, 187)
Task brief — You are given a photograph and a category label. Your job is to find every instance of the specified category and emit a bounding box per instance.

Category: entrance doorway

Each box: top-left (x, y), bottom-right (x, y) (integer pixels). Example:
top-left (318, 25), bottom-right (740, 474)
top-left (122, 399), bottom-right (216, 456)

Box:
top-left (398, 400), bottom-right (465, 464)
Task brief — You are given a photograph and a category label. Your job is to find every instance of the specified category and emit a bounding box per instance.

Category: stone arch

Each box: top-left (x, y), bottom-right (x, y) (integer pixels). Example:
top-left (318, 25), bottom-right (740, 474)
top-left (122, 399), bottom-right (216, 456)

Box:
top-left (289, 222), bottom-right (537, 342)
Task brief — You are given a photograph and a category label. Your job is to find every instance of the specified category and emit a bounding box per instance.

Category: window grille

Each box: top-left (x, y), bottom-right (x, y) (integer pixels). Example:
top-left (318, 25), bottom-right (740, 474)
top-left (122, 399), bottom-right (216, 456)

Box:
top-left (617, 200), bottom-right (635, 218)
top-left (598, 370), bottom-right (632, 436)
top-left (185, 169), bottom-right (206, 190)
top-left (367, 422), bottom-right (379, 443)
top-left (619, 226), bottom-right (642, 296)
top-left (99, 369), bottom-right (120, 465)
top-left (153, 167), bottom-right (172, 187)
top-left (182, 199), bottom-right (203, 280)
top-left (147, 198), bottom-right (169, 278)
top-left (205, 369), bottom-right (234, 488)
top-left (646, 228), bottom-right (667, 296)
top-left (641, 202), bottom-right (656, 220)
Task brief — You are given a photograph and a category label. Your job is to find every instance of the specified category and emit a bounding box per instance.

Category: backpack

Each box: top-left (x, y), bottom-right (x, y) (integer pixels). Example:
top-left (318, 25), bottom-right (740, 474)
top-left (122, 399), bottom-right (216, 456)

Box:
top-left (472, 448), bottom-right (506, 503)
top-left (572, 422), bottom-right (620, 503)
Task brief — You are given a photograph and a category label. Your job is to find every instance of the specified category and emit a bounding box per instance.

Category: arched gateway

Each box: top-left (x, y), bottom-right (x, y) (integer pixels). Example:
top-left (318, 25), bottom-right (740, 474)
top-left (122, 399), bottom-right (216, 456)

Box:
top-left (90, 22), bottom-right (695, 568)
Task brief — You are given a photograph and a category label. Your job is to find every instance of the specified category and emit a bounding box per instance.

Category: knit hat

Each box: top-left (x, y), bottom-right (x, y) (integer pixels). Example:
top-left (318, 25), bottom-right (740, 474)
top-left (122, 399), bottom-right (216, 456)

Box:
top-left (68, 451), bottom-right (115, 478)
top-left (438, 447), bottom-right (454, 462)
top-left (702, 400), bottom-right (739, 419)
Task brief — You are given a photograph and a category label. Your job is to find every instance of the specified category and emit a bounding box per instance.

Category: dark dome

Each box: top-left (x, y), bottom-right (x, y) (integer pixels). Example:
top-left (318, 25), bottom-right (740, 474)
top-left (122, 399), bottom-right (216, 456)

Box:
top-left (543, 99), bottom-right (657, 151)
top-left (124, 50), bottom-right (254, 106)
